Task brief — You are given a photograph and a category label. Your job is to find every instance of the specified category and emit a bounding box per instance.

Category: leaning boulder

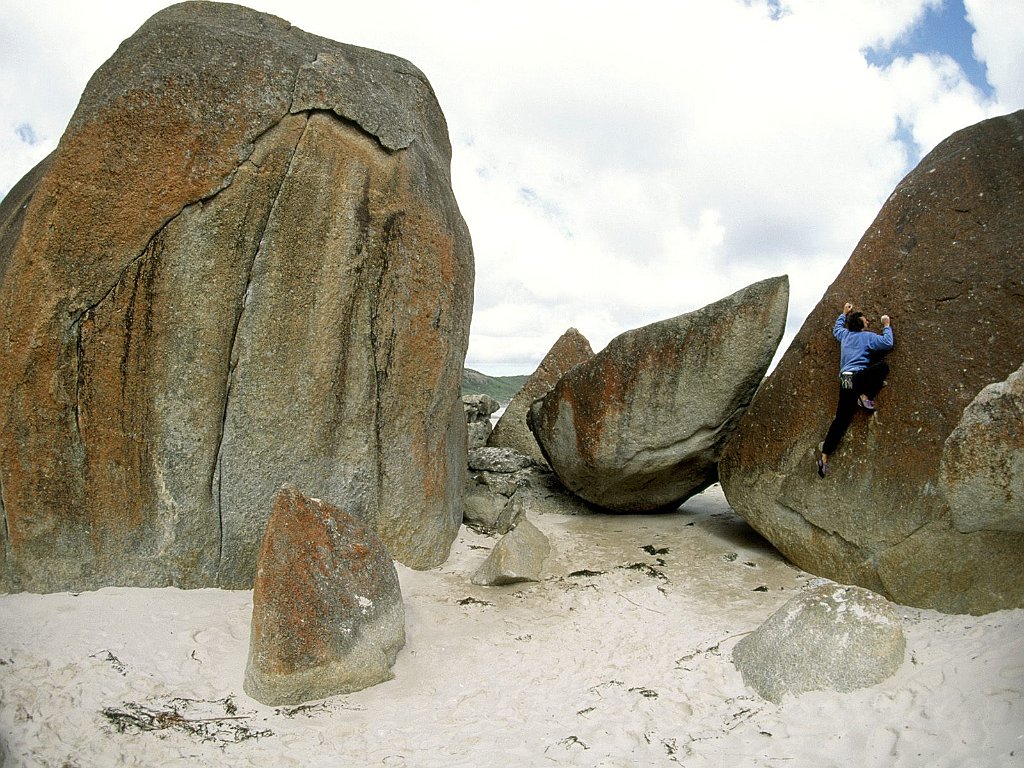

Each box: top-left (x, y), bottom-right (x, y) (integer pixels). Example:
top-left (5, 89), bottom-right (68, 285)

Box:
top-left (938, 362), bottom-right (1024, 534)
top-left (719, 111), bottom-right (1024, 614)
top-left (732, 582), bottom-right (905, 703)
top-left (471, 518), bottom-right (551, 586)
top-left (0, 3), bottom-right (472, 593)
top-left (527, 277), bottom-right (789, 512)
top-left (244, 485), bottom-right (405, 706)
top-left (487, 327), bottom-right (594, 463)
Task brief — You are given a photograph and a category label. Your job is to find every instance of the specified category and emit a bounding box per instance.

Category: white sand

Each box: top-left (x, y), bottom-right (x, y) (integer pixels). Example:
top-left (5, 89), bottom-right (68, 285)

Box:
top-left (1, 485), bottom-right (1021, 767)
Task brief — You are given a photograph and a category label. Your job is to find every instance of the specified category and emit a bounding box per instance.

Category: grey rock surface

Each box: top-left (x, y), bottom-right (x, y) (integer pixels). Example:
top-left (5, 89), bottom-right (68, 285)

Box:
top-left (732, 582), bottom-right (905, 703)
top-left (467, 422), bottom-right (492, 451)
top-left (938, 362), bottom-right (1024, 534)
top-left (464, 447), bottom-right (590, 534)
top-left (463, 489), bottom-right (525, 536)
top-left (464, 394), bottom-right (500, 449)
top-left (471, 518), bottom-right (551, 586)
top-left (464, 447), bottom-right (534, 534)
top-left (464, 394), bottom-right (501, 422)
top-left (468, 447), bottom-right (536, 474)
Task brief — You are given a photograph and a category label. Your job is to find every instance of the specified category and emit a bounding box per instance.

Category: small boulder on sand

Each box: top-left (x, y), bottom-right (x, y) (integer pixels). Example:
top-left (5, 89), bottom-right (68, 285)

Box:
top-left (471, 518), bottom-right (551, 586)
top-left (732, 581), bottom-right (905, 703)
top-left (244, 485), bottom-right (405, 706)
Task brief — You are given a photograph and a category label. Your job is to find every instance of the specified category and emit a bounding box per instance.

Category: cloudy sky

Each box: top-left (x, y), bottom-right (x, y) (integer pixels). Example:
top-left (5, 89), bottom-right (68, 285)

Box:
top-left (2, 0), bottom-right (1021, 375)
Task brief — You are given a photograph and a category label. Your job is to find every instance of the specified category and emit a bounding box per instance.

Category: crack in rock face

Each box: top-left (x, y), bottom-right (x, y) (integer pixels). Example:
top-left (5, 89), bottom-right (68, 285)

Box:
top-left (0, 2), bottom-right (473, 593)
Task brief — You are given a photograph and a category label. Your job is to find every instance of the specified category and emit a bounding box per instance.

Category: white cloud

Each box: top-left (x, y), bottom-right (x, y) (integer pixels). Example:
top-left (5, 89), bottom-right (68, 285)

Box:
top-left (879, 53), bottom-right (991, 152)
top-left (1, 0), bottom-right (1020, 375)
top-left (965, 0), bottom-right (1024, 108)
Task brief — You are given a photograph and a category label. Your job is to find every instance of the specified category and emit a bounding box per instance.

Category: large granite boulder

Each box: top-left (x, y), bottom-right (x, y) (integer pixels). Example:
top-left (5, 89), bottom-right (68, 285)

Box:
top-left (719, 111), bottom-right (1024, 614)
top-left (0, 2), bottom-right (473, 593)
top-left (938, 362), bottom-right (1024, 534)
top-left (527, 277), bottom-right (789, 512)
top-left (732, 582), bottom-right (905, 703)
top-left (487, 327), bottom-right (594, 463)
top-left (244, 485), bottom-right (405, 706)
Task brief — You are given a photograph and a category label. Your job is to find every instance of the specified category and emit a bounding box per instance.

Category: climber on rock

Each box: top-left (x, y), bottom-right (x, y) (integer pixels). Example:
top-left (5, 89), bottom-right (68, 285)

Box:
top-left (817, 302), bottom-right (894, 478)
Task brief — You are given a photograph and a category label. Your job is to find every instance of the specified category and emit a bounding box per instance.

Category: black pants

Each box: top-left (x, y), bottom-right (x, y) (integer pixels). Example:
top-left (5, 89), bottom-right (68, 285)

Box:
top-left (822, 361), bottom-right (889, 456)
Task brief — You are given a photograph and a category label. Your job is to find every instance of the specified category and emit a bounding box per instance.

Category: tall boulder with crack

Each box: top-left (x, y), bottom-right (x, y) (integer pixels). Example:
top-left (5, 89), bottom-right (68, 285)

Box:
top-left (719, 111), bottom-right (1024, 614)
top-left (0, 2), bottom-right (473, 592)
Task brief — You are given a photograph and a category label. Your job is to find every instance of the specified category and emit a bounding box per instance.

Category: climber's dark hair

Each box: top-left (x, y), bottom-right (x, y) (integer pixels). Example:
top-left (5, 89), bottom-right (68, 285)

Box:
top-left (847, 311), bottom-right (866, 332)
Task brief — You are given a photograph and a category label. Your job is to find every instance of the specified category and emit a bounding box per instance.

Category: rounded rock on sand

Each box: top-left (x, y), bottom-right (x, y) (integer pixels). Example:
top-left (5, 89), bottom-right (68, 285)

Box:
top-left (732, 581), bottom-right (906, 703)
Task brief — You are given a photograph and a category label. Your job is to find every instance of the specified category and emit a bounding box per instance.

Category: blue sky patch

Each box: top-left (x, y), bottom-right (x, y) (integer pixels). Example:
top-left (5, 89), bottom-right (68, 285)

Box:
top-left (15, 122), bottom-right (39, 146)
top-left (865, 0), bottom-right (993, 99)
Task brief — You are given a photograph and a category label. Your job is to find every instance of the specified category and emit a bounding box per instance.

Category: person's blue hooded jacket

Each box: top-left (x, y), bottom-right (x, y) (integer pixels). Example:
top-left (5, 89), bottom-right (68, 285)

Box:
top-left (834, 313), bottom-right (893, 372)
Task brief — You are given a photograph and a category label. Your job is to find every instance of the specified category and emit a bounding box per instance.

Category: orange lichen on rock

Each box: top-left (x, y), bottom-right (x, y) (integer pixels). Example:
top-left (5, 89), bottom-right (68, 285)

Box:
top-left (244, 485), bottom-right (405, 705)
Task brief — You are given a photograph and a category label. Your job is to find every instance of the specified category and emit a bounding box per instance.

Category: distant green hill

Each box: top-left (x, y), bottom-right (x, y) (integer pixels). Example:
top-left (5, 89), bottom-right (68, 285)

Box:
top-left (461, 368), bottom-right (528, 404)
